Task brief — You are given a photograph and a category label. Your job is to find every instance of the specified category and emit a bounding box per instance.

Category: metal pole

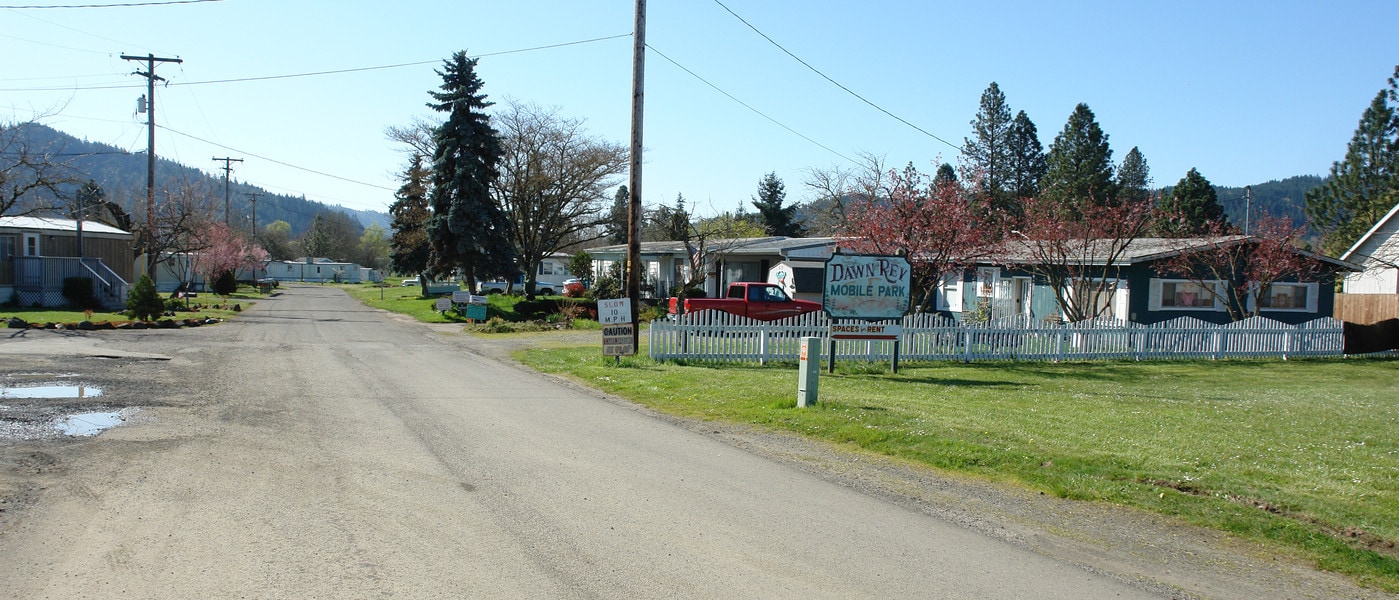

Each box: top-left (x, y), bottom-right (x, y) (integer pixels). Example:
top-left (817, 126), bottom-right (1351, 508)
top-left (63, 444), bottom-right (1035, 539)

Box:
top-left (626, 0), bottom-right (646, 354)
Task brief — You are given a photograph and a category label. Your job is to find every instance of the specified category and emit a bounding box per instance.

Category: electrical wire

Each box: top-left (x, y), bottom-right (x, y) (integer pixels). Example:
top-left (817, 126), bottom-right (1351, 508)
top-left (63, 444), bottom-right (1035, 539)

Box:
top-left (158, 124), bottom-right (397, 192)
top-left (0, 0), bottom-right (220, 8)
top-left (0, 33), bottom-right (633, 92)
top-left (645, 43), bottom-right (854, 165)
top-left (711, 0), bottom-right (959, 151)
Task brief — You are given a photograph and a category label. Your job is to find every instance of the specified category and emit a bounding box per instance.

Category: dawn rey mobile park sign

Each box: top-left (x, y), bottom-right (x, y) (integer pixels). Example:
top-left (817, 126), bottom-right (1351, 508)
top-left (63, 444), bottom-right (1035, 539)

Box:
top-left (820, 252), bottom-right (912, 374)
top-left (822, 253), bottom-right (912, 321)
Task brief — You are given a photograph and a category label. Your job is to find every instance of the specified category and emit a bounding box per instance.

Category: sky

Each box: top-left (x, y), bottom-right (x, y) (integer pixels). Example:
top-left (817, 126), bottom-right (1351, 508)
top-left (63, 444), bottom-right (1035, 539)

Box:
top-left (3, 0), bottom-right (1397, 221)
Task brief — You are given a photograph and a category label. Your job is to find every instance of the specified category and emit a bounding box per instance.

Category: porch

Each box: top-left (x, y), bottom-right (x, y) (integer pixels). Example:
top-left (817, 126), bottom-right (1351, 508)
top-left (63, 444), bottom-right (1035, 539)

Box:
top-left (11, 256), bottom-right (130, 310)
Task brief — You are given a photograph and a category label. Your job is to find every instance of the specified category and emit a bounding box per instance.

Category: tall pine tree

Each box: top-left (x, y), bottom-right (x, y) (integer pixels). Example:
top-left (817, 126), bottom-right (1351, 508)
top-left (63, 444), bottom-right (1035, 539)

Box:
top-left (1006, 110), bottom-right (1047, 205)
top-left (1158, 168), bottom-right (1228, 236)
top-left (1042, 103), bottom-right (1116, 209)
top-left (425, 51), bottom-right (517, 287)
top-left (389, 155), bottom-right (432, 286)
top-left (606, 185), bottom-right (630, 244)
top-left (962, 82), bottom-right (1015, 213)
top-left (1116, 146), bottom-right (1151, 205)
top-left (1305, 65), bottom-right (1399, 256)
top-left (751, 172), bottom-right (802, 237)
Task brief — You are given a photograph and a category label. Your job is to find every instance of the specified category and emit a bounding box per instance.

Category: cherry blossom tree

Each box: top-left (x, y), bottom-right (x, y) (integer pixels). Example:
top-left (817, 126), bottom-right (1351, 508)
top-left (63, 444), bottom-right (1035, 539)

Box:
top-left (839, 168), bottom-right (1001, 312)
top-left (189, 222), bottom-right (269, 297)
top-left (1155, 215), bottom-right (1331, 321)
top-left (1012, 194), bottom-right (1157, 322)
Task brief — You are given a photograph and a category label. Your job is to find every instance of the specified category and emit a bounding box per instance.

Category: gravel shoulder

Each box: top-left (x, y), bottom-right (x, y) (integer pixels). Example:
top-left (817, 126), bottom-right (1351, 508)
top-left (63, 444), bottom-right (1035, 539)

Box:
top-left (0, 316), bottom-right (1390, 599)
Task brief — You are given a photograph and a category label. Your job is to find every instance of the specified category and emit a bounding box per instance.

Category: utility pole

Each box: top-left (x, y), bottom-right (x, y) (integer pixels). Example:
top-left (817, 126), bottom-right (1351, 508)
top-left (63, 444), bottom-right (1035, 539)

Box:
top-left (121, 53), bottom-right (183, 272)
top-left (212, 157), bottom-right (243, 225)
top-left (245, 191), bottom-right (263, 236)
top-left (627, 0), bottom-right (646, 353)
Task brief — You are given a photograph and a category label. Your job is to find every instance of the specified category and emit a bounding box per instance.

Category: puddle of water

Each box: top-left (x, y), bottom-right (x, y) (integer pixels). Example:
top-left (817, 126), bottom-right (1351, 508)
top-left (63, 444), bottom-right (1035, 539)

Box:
top-left (54, 411), bottom-right (125, 436)
top-left (0, 385), bottom-right (102, 399)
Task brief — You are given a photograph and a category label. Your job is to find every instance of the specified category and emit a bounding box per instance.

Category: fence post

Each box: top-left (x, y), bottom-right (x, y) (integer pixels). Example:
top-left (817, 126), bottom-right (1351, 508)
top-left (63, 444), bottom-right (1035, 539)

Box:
top-left (1213, 329), bottom-right (1223, 361)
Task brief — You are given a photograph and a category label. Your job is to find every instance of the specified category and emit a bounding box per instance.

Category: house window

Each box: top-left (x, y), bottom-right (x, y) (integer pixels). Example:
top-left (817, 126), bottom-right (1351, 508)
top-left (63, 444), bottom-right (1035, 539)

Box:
top-left (0, 235), bottom-right (13, 262)
top-left (1258, 283), bottom-right (1316, 312)
top-left (23, 233), bottom-right (40, 257)
top-left (1161, 281), bottom-right (1215, 308)
top-left (937, 273), bottom-right (963, 312)
top-left (539, 262), bottom-right (554, 275)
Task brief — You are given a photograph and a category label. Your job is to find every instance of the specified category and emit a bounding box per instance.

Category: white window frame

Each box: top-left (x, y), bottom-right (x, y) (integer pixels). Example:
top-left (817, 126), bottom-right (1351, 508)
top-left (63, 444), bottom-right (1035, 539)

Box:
top-left (937, 273), bottom-right (963, 312)
top-left (1064, 277), bottom-right (1127, 321)
top-left (975, 267), bottom-right (998, 298)
top-left (1256, 282), bottom-right (1318, 313)
top-left (1149, 278), bottom-right (1226, 312)
top-left (23, 232), bottom-right (40, 257)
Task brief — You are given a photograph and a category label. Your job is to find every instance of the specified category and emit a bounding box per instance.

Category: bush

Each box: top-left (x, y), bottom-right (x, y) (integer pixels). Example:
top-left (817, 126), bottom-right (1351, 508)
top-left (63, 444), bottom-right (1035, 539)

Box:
top-left (563, 281), bottom-right (587, 298)
top-left (211, 270), bottom-right (237, 296)
top-left (62, 277), bottom-right (98, 310)
top-left (126, 274), bottom-right (164, 322)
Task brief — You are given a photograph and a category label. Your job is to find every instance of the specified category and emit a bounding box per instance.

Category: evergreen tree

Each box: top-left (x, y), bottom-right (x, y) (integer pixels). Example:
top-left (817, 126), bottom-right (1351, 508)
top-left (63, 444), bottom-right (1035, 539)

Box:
top-left (751, 172), bottom-right (802, 237)
top-left (424, 50), bottom-right (517, 287)
top-left (962, 82), bottom-right (1015, 212)
top-left (1158, 168), bottom-right (1228, 236)
top-left (389, 155), bottom-right (432, 280)
top-left (1042, 103), bottom-right (1117, 209)
top-left (934, 163), bottom-right (957, 188)
top-left (1305, 65), bottom-right (1399, 256)
top-left (1116, 146), bottom-right (1151, 204)
top-left (606, 185), bottom-right (630, 244)
top-left (664, 194), bottom-right (691, 241)
top-left (1005, 110), bottom-right (1047, 209)
top-left (126, 274), bottom-right (164, 322)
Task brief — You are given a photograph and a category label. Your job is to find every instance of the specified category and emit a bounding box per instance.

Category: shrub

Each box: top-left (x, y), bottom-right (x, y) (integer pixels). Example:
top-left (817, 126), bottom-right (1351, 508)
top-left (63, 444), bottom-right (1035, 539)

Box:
top-left (563, 281), bottom-right (587, 298)
top-left (126, 274), bottom-right (164, 322)
top-left (211, 270), bottom-right (238, 296)
top-left (62, 277), bottom-right (98, 310)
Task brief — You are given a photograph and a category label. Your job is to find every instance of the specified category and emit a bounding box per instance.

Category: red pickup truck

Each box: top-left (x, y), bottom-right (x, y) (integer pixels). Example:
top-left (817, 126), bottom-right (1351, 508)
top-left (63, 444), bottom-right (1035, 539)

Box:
top-left (668, 282), bottom-right (823, 321)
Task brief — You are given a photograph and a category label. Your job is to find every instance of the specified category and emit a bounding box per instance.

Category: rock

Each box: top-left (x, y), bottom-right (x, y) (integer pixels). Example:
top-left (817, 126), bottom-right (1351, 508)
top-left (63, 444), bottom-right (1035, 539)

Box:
top-left (6, 317), bottom-right (27, 329)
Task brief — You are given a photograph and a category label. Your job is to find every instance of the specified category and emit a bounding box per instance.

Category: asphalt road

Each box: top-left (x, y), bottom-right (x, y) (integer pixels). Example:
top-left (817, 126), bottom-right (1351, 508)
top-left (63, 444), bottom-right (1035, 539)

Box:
top-left (1, 285), bottom-right (1171, 598)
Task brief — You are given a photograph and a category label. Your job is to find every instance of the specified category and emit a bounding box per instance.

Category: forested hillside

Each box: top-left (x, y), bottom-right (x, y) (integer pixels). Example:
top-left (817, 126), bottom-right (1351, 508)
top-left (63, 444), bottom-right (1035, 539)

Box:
top-left (6, 123), bottom-right (389, 236)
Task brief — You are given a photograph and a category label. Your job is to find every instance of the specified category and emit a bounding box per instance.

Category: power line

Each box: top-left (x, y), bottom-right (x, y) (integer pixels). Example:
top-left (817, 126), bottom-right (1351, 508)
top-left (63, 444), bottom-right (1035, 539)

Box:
top-left (0, 34), bottom-right (633, 92)
top-left (711, 0), bottom-right (959, 151)
top-left (0, 0), bottom-right (220, 8)
top-left (159, 124), bottom-right (396, 192)
top-left (646, 43), bottom-right (854, 165)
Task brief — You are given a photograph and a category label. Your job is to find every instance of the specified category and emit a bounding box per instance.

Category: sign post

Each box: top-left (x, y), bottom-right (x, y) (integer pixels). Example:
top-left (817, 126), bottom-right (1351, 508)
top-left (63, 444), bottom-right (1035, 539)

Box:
top-left (599, 298), bottom-right (635, 362)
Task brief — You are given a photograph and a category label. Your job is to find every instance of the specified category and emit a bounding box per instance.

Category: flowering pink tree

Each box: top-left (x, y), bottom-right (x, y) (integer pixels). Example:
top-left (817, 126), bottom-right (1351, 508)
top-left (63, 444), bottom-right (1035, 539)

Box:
top-left (1155, 215), bottom-right (1331, 321)
top-left (189, 222), bottom-right (269, 297)
top-left (1013, 194), bottom-right (1159, 322)
top-left (839, 169), bottom-right (1001, 312)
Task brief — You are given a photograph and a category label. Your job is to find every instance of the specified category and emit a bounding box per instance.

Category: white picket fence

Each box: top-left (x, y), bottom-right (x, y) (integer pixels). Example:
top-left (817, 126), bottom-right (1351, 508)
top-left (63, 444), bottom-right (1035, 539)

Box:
top-left (648, 311), bottom-right (1345, 364)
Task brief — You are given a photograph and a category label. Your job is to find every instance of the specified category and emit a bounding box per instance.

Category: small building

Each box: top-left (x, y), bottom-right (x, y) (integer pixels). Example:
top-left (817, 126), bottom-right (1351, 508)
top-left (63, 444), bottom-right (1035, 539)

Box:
top-left (935, 237), bottom-right (1357, 325)
top-left (264, 258), bottom-right (366, 283)
top-left (0, 216), bottom-right (134, 309)
top-left (588, 237), bottom-right (838, 298)
top-left (1340, 201), bottom-right (1399, 294)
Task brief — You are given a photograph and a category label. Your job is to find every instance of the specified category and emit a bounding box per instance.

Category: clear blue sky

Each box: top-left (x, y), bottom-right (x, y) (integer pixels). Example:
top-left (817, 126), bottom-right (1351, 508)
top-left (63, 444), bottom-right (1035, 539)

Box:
top-left (3, 0), bottom-right (1396, 219)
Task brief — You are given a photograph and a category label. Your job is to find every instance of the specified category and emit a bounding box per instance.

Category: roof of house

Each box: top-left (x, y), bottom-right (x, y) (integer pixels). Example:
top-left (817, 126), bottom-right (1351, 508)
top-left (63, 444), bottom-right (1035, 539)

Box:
top-left (1340, 201), bottom-right (1399, 265)
top-left (0, 215), bottom-right (131, 236)
top-left (588, 236), bottom-right (839, 258)
top-left (992, 236), bottom-right (1358, 271)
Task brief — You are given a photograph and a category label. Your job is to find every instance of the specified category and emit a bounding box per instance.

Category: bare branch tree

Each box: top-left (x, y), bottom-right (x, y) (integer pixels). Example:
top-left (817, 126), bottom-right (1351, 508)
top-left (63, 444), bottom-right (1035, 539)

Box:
top-left (492, 100), bottom-right (627, 298)
top-left (0, 119), bottom-right (78, 217)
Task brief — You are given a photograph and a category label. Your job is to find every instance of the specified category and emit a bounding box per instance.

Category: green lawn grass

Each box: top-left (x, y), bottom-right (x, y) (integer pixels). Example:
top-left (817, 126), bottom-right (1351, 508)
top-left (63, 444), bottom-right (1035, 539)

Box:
top-left (519, 344), bottom-right (1399, 590)
top-left (2, 288), bottom-right (262, 325)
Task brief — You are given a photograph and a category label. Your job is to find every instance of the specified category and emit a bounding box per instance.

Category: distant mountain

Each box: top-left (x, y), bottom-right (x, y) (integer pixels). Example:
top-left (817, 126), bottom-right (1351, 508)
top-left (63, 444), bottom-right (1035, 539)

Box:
top-left (5, 123), bottom-right (390, 235)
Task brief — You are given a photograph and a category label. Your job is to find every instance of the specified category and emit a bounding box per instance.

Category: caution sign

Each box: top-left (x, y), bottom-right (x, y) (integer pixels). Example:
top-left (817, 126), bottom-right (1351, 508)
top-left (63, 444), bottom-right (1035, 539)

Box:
top-left (602, 323), bottom-right (636, 356)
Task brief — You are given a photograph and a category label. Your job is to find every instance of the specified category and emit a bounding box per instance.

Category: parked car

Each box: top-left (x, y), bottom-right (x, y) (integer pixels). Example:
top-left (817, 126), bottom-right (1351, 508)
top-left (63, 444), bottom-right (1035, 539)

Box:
top-left (401, 277), bottom-right (420, 287)
top-left (478, 279), bottom-right (565, 295)
top-left (668, 282), bottom-right (823, 321)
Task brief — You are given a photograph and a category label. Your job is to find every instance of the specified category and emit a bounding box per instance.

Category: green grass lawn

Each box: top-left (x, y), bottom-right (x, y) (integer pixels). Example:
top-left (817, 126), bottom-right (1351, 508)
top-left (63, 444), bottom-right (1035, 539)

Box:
top-left (2, 288), bottom-right (263, 325)
top-left (519, 344), bottom-right (1399, 590)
